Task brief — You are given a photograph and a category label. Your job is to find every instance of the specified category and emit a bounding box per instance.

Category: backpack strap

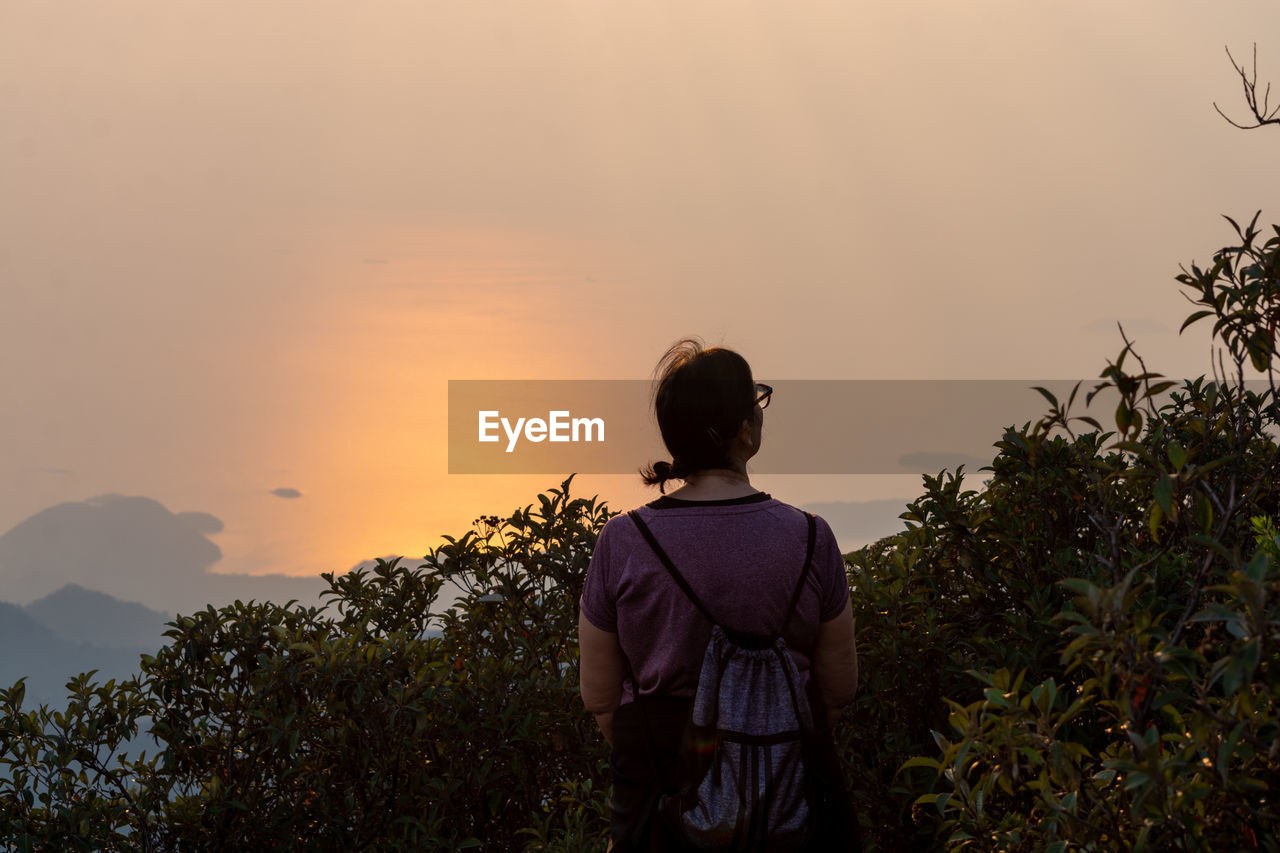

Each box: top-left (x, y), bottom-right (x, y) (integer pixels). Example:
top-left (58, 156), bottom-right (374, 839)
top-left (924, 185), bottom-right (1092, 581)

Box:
top-left (626, 509), bottom-right (819, 639)
top-left (627, 510), bottom-right (717, 624)
top-left (779, 511), bottom-right (818, 637)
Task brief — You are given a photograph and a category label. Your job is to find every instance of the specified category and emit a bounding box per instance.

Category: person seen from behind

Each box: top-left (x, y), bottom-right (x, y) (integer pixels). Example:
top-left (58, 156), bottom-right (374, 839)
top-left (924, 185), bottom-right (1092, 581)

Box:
top-left (578, 339), bottom-right (861, 851)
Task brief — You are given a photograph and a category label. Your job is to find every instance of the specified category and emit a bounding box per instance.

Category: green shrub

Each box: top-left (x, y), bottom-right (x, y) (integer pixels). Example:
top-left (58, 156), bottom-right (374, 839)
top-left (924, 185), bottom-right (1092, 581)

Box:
top-left (844, 214), bottom-right (1280, 850)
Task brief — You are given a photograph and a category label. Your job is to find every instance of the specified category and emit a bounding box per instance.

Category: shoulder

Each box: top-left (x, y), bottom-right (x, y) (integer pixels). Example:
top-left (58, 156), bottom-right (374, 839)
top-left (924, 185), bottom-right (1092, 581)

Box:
top-left (598, 510), bottom-right (640, 538)
top-left (592, 510), bottom-right (645, 555)
top-left (766, 499), bottom-right (840, 543)
top-left (767, 502), bottom-right (845, 582)
top-left (808, 512), bottom-right (841, 552)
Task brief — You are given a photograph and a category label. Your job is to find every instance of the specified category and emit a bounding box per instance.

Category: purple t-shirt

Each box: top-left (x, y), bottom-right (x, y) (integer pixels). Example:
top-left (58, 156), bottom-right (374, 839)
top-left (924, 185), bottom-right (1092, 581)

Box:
top-left (580, 492), bottom-right (850, 704)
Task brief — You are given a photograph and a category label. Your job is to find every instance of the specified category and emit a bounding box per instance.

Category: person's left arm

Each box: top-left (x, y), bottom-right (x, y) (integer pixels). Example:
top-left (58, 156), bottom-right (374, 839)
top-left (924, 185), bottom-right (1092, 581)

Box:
top-left (810, 513), bottom-right (858, 730)
top-left (578, 604), bottom-right (625, 746)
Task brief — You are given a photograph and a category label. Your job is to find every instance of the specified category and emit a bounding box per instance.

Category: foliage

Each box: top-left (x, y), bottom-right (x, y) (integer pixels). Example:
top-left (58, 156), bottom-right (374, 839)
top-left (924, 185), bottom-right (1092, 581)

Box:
top-left (0, 481), bottom-right (613, 851)
top-left (840, 213), bottom-right (1280, 850)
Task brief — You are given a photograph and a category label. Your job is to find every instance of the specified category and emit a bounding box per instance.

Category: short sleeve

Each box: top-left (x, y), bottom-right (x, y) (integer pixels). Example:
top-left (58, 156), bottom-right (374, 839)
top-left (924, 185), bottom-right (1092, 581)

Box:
top-left (814, 514), bottom-right (850, 622)
top-left (580, 516), bottom-right (619, 633)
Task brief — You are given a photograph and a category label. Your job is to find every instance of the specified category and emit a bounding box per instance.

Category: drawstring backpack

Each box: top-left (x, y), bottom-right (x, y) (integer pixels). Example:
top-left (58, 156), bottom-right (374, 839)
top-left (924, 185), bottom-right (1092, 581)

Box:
top-left (626, 509), bottom-right (831, 851)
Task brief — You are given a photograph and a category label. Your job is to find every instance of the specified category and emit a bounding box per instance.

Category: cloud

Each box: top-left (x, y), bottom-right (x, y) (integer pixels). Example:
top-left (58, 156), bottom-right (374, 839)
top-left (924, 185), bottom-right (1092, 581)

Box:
top-left (0, 495), bottom-right (326, 613)
top-left (271, 487), bottom-right (303, 499)
top-left (0, 495), bottom-right (221, 608)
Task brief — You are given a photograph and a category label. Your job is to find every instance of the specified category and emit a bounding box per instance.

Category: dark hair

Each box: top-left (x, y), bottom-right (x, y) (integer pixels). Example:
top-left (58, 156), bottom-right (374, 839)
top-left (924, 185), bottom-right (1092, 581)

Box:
top-left (640, 338), bottom-right (756, 493)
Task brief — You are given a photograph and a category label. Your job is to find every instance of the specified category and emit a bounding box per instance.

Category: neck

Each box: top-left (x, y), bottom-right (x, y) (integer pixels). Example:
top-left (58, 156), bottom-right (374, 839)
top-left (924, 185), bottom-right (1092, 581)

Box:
top-left (667, 466), bottom-right (757, 500)
top-left (689, 467), bottom-right (749, 484)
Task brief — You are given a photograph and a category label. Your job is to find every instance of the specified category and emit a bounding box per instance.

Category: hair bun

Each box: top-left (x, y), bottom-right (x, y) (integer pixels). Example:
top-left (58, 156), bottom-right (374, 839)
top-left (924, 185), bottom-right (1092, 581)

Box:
top-left (641, 459), bottom-right (681, 493)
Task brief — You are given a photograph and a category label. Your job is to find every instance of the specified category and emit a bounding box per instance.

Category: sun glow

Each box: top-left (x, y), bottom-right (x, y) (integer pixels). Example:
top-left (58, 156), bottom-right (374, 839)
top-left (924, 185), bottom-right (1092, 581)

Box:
top-left (225, 222), bottom-right (614, 578)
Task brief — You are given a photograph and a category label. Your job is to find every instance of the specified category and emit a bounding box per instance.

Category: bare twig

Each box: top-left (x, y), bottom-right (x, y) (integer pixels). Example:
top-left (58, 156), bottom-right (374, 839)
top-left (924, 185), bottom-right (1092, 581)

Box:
top-left (1118, 324), bottom-right (1165, 422)
top-left (1214, 45), bottom-right (1280, 130)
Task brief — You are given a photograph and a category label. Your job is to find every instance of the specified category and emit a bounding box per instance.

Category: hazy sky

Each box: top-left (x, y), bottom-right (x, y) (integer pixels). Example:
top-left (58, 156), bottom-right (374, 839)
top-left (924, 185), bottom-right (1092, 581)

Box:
top-left (3, 2), bottom-right (1279, 581)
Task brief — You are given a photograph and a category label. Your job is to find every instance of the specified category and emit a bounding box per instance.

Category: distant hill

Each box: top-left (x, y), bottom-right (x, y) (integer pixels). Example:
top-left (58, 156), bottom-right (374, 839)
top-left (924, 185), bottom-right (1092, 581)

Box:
top-left (25, 584), bottom-right (172, 649)
top-left (0, 600), bottom-right (68, 654)
top-left (0, 578), bottom-right (340, 710)
top-left (0, 600), bottom-right (145, 709)
top-left (0, 569), bottom-right (446, 710)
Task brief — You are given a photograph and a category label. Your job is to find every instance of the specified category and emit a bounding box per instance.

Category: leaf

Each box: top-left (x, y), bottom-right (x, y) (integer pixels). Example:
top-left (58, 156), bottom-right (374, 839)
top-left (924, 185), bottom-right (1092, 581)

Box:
top-left (1154, 475), bottom-right (1174, 517)
top-left (1033, 386), bottom-right (1059, 408)
top-left (1189, 533), bottom-right (1233, 563)
top-left (1188, 602), bottom-right (1244, 623)
top-left (1180, 310), bottom-right (1215, 333)
top-left (1245, 551), bottom-right (1269, 583)
top-left (1196, 492), bottom-right (1214, 533)
top-left (1115, 402), bottom-right (1132, 433)
top-left (1222, 655), bottom-right (1245, 696)
top-left (1237, 639), bottom-right (1261, 679)
top-left (983, 687), bottom-right (1012, 709)
top-left (1124, 770), bottom-right (1151, 791)
top-left (1059, 578), bottom-right (1098, 597)
top-left (1075, 415), bottom-right (1103, 431)
top-left (1218, 721), bottom-right (1247, 782)
top-left (1113, 440), bottom-right (1153, 460)
top-left (1191, 455), bottom-right (1237, 477)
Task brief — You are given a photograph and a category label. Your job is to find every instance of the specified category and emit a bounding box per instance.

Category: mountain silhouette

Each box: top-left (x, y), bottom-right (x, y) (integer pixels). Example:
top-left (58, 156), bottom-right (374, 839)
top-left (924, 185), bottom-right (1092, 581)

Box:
top-left (25, 584), bottom-right (172, 649)
top-left (0, 600), bottom-right (145, 709)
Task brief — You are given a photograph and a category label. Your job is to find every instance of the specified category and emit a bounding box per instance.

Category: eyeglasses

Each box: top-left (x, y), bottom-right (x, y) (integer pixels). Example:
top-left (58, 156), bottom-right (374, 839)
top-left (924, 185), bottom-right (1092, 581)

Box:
top-left (754, 383), bottom-right (773, 409)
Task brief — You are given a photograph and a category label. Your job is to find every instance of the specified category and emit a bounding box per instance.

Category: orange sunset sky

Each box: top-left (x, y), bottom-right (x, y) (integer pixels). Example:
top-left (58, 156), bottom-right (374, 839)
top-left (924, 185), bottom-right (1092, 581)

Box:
top-left (3, 2), bottom-right (1279, 589)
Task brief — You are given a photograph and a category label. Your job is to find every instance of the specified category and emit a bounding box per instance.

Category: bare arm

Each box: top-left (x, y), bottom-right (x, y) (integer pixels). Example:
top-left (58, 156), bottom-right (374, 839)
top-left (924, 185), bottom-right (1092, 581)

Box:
top-left (579, 601), bottom-right (625, 747)
top-left (812, 599), bottom-right (858, 730)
